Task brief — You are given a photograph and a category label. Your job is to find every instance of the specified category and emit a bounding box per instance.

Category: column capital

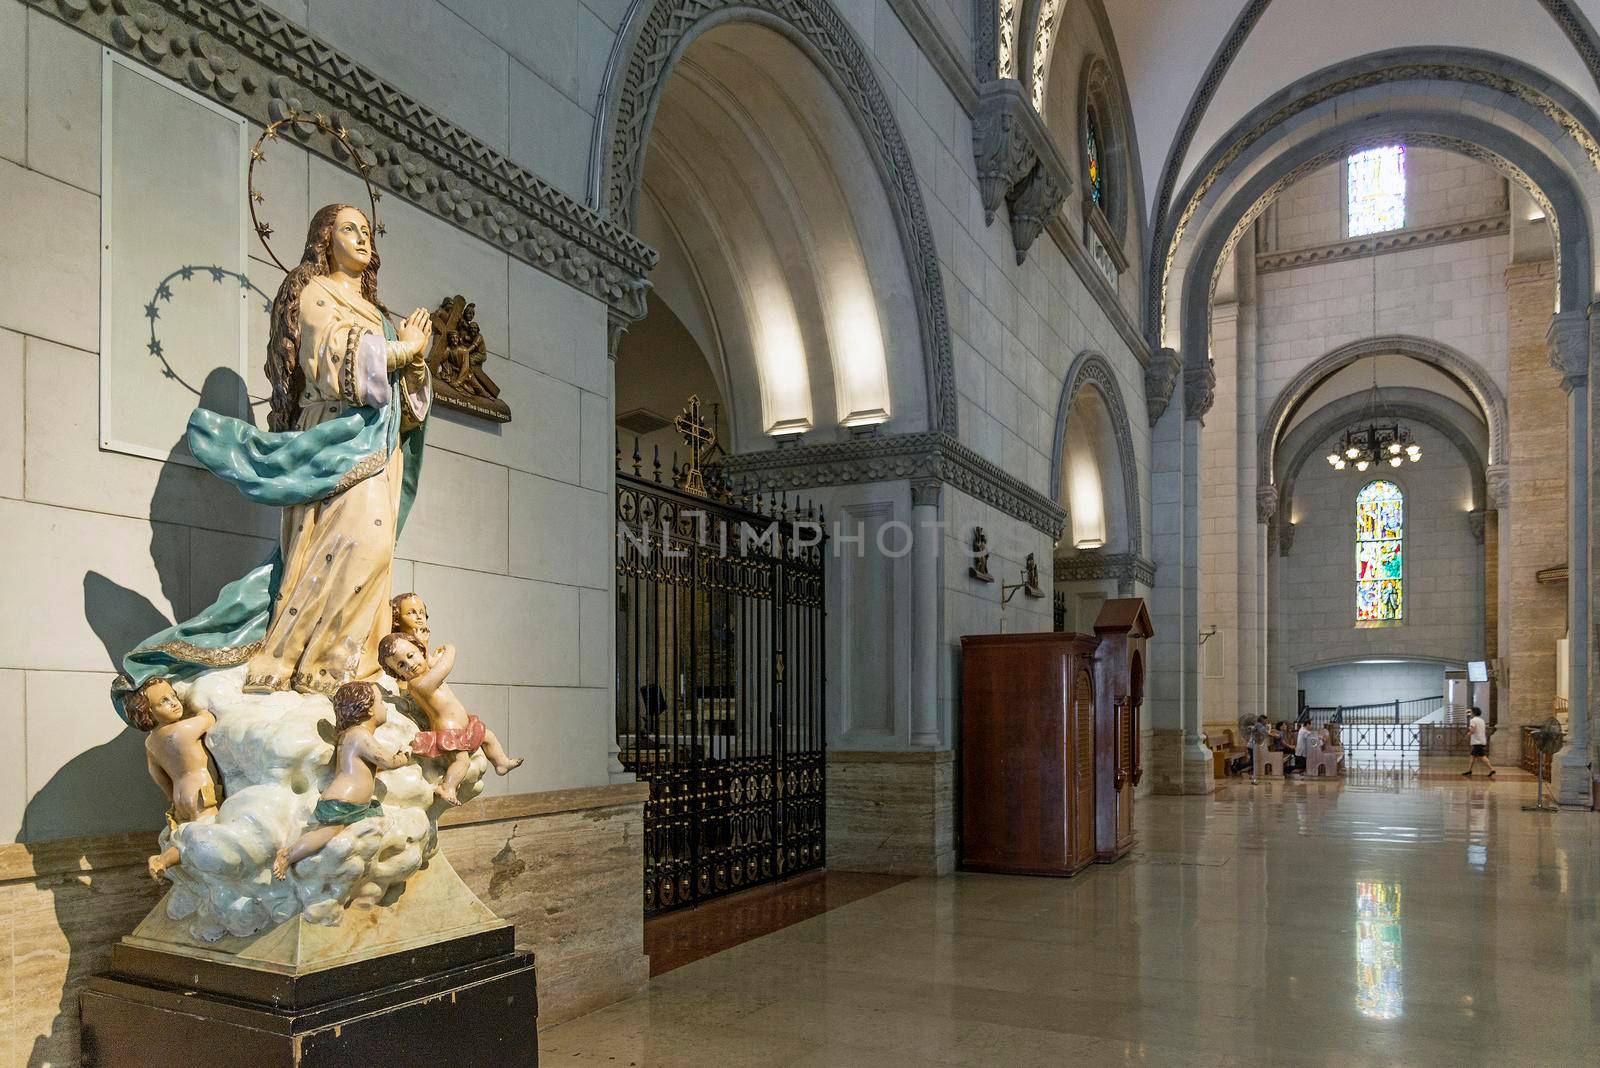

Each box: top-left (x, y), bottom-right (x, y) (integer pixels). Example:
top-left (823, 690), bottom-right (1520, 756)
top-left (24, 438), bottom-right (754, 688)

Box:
top-left (1144, 347), bottom-right (1183, 426)
top-left (1255, 483), bottom-right (1279, 525)
top-left (910, 478), bottom-right (943, 508)
top-left (1546, 308), bottom-right (1588, 393)
top-left (1486, 462), bottom-right (1509, 510)
top-left (1183, 353), bottom-right (1216, 423)
top-left (1278, 519), bottom-right (1296, 556)
top-left (1467, 507), bottom-right (1486, 544)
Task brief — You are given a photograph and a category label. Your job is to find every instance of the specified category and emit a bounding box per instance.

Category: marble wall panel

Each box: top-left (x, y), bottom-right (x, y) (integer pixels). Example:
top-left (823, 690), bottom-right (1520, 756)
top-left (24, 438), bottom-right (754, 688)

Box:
top-left (0, 329), bottom-right (20, 500)
top-left (579, 388), bottom-right (613, 491)
top-left (0, 671), bottom-right (24, 843)
top-left (309, 0), bottom-right (510, 153)
top-left (425, 359), bottom-right (583, 483)
top-left (826, 750), bottom-right (955, 876)
top-left (0, 157), bottom-right (99, 352)
top-left (23, 337), bottom-right (276, 541)
top-left (0, 1), bottom-right (24, 166)
top-left (449, 682), bottom-right (512, 798)
top-left (440, 0), bottom-right (581, 100)
top-left (395, 446), bottom-right (512, 575)
top-left (413, 563), bottom-right (581, 687)
top-left (23, 671), bottom-right (167, 842)
top-left (509, 59), bottom-right (593, 204)
top-left (25, 10), bottom-right (100, 195)
top-left (509, 471), bottom-right (611, 589)
top-left (0, 498), bottom-right (189, 676)
top-left (577, 586), bottom-right (611, 690)
top-left (504, 686), bottom-right (611, 792)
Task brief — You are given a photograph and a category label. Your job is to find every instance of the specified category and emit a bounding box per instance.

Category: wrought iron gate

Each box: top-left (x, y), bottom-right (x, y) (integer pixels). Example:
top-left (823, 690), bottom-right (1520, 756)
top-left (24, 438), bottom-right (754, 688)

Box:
top-left (614, 468), bottom-right (826, 914)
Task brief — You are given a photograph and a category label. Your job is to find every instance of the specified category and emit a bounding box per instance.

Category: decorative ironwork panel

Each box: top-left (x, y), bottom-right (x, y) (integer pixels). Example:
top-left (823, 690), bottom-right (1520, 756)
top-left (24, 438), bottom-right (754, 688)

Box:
top-left (616, 472), bottom-right (826, 914)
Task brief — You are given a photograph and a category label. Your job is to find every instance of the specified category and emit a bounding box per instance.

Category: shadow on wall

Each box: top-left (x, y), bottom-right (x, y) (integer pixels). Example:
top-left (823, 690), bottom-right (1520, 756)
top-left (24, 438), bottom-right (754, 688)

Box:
top-left (16, 366), bottom-right (259, 1066)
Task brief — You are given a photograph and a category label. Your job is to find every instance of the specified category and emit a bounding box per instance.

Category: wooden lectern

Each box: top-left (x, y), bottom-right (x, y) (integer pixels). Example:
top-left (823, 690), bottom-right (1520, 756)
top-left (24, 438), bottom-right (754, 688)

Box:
top-left (959, 632), bottom-right (1102, 876)
top-left (1092, 598), bottom-right (1152, 862)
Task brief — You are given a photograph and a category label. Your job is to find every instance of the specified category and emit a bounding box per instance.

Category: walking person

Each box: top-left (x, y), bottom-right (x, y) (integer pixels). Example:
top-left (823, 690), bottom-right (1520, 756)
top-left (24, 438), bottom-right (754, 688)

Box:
top-left (1461, 706), bottom-right (1495, 777)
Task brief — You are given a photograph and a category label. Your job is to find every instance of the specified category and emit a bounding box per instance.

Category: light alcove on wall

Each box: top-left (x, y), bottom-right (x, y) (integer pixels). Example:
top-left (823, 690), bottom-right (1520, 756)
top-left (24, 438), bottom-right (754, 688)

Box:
top-left (1052, 361), bottom-right (1137, 634)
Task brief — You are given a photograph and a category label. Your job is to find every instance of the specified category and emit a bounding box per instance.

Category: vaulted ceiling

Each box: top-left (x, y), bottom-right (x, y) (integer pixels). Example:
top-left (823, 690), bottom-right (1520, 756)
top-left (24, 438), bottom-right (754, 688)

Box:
top-left (1102, 0), bottom-right (1600, 222)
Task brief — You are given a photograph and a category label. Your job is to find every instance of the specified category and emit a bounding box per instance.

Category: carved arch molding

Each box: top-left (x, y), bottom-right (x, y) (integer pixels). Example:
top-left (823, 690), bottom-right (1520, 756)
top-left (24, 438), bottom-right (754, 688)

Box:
top-left (1145, 0), bottom-right (1600, 337)
top-left (596, 0), bottom-right (958, 436)
top-left (1052, 351), bottom-right (1144, 561)
top-left (1258, 335), bottom-right (1509, 486)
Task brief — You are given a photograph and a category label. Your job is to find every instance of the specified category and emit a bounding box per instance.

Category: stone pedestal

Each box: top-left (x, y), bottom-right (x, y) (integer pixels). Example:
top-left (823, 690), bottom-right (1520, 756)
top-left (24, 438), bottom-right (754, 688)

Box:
top-left (826, 750), bottom-right (955, 875)
top-left (80, 926), bottom-right (537, 1067)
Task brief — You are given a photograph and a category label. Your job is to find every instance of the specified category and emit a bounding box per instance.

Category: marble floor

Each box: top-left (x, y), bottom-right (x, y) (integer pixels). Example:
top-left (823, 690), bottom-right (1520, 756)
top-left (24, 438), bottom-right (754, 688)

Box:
top-left (542, 765), bottom-right (1599, 1066)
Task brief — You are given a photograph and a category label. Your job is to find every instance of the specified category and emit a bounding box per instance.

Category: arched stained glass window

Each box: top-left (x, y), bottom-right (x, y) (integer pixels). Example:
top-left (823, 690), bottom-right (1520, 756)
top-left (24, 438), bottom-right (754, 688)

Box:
top-left (1356, 480), bottom-right (1403, 621)
top-left (1347, 145), bottom-right (1406, 237)
top-left (1086, 106), bottom-right (1104, 208)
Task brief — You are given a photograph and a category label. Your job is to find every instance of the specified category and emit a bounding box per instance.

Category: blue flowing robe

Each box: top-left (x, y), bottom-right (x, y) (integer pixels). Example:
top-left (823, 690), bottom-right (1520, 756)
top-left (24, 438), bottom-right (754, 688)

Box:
top-left (113, 279), bottom-right (428, 721)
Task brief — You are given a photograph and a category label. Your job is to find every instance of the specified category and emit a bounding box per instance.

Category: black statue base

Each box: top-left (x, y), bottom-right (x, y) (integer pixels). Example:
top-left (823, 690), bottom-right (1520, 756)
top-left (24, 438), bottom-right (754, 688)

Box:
top-left (80, 926), bottom-right (537, 1067)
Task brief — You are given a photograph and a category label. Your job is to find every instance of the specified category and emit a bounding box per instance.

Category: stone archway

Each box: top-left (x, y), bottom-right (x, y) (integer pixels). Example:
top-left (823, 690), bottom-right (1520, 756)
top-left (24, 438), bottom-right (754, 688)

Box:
top-left (1156, 48), bottom-right (1600, 348)
top-left (594, 0), bottom-right (957, 435)
top-left (1258, 336), bottom-right (1509, 488)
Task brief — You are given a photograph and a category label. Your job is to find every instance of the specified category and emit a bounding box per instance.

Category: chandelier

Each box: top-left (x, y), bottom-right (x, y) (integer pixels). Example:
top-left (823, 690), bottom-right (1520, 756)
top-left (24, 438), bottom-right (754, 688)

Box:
top-left (1326, 360), bottom-right (1421, 473)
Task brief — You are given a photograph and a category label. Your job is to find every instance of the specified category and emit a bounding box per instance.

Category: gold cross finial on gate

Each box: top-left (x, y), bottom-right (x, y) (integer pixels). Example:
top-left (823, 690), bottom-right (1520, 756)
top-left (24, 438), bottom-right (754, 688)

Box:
top-left (674, 394), bottom-right (717, 496)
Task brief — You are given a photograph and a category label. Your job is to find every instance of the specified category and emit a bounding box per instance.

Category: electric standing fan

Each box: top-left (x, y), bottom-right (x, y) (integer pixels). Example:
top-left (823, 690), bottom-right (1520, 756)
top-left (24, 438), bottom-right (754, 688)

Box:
top-left (1522, 717), bottom-right (1565, 813)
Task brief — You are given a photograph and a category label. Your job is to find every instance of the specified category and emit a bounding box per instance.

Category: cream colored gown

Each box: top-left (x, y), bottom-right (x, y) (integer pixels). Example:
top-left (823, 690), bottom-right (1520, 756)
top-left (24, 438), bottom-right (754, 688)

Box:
top-left (245, 277), bottom-right (429, 695)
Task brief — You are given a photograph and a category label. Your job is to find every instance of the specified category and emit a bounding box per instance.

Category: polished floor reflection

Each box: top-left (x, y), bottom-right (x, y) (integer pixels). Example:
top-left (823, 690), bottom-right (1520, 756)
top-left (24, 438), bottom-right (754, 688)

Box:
top-left (543, 765), bottom-right (1599, 1065)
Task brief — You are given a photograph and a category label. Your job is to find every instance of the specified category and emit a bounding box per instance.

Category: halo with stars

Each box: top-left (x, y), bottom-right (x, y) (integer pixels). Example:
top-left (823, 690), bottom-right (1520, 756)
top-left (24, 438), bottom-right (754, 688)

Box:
top-left (247, 111), bottom-right (384, 274)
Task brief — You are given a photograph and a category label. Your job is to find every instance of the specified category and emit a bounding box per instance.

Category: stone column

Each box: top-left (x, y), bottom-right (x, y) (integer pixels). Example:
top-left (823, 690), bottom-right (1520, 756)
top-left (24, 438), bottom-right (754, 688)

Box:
top-left (605, 311), bottom-right (634, 785)
top-left (1549, 310), bottom-right (1591, 805)
top-left (1180, 354), bottom-right (1217, 792)
top-left (910, 479), bottom-right (943, 747)
top-left (1145, 348), bottom-right (1188, 792)
top-left (1500, 263), bottom-right (1566, 766)
top-left (1200, 300), bottom-right (1240, 744)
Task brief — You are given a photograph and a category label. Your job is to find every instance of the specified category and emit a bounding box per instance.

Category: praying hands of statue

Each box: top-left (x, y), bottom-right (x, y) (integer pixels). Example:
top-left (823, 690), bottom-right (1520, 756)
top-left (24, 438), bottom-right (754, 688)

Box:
top-left (395, 307), bottom-right (433, 367)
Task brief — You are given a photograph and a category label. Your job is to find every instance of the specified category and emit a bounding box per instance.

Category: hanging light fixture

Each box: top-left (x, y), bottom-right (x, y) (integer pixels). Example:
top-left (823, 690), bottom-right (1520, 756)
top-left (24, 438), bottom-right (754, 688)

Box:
top-left (1326, 356), bottom-right (1421, 474)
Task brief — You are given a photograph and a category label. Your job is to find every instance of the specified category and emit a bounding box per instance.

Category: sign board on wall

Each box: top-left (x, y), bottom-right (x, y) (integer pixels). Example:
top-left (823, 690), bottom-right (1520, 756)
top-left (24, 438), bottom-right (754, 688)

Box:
top-left (100, 51), bottom-right (250, 466)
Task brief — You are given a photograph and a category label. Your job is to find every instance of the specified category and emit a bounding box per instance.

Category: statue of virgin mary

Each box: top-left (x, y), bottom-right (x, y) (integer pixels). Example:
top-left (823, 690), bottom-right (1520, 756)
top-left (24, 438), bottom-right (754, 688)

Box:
top-left (113, 203), bottom-right (434, 715)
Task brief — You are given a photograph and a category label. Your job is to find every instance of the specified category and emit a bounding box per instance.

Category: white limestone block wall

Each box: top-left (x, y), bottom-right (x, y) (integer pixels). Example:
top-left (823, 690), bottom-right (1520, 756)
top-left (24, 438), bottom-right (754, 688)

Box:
top-left (0, 0), bottom-right (616, 844)
top-left (1270, 422), bottom-right (1484, 716)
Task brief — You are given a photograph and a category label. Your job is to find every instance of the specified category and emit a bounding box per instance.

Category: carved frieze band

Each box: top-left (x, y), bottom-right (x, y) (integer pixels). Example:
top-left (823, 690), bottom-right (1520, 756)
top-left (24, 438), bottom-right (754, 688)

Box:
top-left (972, 80), bottom-right (1072, 264)
top-left (1255, 213), bottom-right (1510, 273)
top-left (1053, 552), bottom-right (1156, 588)
top-left (722, 432), bottom-right (1067, 537)
top-left (30, 0), bottom-right (655, 318)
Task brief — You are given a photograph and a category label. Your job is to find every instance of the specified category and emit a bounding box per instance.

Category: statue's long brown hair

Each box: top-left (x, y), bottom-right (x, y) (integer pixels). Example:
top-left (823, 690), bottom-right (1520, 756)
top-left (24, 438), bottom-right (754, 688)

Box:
top-left (264, 204), bottom-right (384, 431)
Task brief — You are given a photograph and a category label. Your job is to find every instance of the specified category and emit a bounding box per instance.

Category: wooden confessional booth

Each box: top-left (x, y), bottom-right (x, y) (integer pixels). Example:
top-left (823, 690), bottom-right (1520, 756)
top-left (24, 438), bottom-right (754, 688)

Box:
top-left (958, 598), bottom-right (1151, 875)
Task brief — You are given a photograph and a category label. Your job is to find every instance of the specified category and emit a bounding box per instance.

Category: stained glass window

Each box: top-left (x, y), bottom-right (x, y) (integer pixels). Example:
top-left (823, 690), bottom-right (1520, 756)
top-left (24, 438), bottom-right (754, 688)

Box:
top-left (1347, 145), bottom-right (1406, 236)
top-left (1356, 480), bottom-right (1403, 621)
top-left (1086, 107), bottom-right (1103, 208)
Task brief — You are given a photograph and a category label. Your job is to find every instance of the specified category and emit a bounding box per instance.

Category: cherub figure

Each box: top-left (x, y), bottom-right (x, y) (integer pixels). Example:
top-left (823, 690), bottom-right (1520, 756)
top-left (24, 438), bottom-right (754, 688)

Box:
top-left (127, 678), bottom-right (219, 882)
top-left (379, 633), bottom-right (522, 805)
top-left (273, 682), bottom-right (410, 880)
top-left (390, 591), bottom-right (431, 654)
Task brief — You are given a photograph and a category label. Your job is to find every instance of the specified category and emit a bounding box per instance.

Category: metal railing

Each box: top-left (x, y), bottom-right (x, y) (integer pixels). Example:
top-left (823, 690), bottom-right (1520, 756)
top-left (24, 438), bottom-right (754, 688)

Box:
top-left (1298, 696), bottom-right (1446, 752)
